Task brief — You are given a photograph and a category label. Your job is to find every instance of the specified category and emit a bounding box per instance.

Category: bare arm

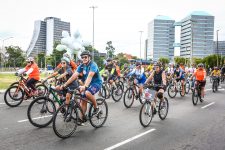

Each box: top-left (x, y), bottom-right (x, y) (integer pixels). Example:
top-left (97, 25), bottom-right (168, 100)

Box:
top-left (162, 71), bottom-right (166, 85)
top-left (145, 71), bottom-right (154, 84)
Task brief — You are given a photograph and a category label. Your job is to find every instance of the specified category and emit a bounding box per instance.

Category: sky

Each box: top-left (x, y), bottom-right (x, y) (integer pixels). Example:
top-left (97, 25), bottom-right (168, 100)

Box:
top-left (0, 0), bottom-right (225, 58)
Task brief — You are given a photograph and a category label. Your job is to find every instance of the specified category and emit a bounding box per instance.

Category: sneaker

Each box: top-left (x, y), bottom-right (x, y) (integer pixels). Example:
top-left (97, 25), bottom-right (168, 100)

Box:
top-left (153, 108), bottom-right (157, 115)
top-left (92, 107), bottom-right (100, 116)
top-left (77, 118), bottom-right (86, 126)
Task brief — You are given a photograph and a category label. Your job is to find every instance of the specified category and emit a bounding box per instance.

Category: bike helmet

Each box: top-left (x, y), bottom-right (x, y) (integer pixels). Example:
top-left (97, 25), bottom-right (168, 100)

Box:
top-left (106, 57), bottom-right (112, 62)
top-left (61, 57), bottom-right (70, 64)
top-left (197, 63), bottom-right (204, 67)
top-left (135, 62), bottom-right (141, 66)
top-left (26, 57), bottom-right (34, 62)
top-left (80, 51), bottom-right (91, 57)
top-left (63, 53), bottom-right (71, 60)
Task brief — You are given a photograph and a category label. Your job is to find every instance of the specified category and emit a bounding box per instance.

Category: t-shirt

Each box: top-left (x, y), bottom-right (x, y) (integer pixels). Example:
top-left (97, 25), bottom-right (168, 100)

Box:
top-left (76, 61), bottom-right (102, 86)
top-left (211, 70), bottom-right (220, 76)
top-left (194, 69), bottom-right (206, 81)
top-left (25, 63), bottom-right (40, 80)
top-left (58, 67), bottom-right (78, 86)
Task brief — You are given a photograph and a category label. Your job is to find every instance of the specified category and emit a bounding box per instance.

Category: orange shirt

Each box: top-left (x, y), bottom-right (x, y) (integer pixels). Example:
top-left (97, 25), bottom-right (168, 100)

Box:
top-left (194, 69), bottom-right (206, 81)
top-left (25, 63), bottom-right (40, 80)
top-left (56, 60), bottom-right (77, 72)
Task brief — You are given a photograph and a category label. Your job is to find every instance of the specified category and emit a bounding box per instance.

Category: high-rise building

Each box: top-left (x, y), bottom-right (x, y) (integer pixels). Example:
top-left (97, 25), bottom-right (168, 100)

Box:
top-left (214, 41), bottom-right (225, 56)
top-left (180, 11), bottom-right (214, 58)
top-left (27, 17), bottom-right (70, 57)
top-left (146, 15), bottom-right (175, 61)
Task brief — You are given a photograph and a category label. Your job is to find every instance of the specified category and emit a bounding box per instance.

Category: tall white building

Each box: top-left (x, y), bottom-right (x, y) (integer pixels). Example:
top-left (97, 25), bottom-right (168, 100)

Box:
top-left (180, 11), bottom-right (214, 58)
top-left (146, 15), bottom-right (175, 61)
top-left (27, 17), bottom-right (70, 57)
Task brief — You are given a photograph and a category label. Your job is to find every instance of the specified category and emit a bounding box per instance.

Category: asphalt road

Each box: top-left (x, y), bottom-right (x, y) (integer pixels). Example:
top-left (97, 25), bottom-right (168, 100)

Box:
top-left (0, 79), bottom-right (225, 150)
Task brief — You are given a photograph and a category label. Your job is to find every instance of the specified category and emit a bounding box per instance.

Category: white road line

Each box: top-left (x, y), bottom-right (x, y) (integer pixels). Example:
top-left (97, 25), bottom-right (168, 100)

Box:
top-left (104, 128), bottom-right (156, 150)
top-left (201, 102), bottom-right (215, 109)
top-left (205, 88), bottom-right (225, 91)
top-left (17, 115), bottom-right (52, 123)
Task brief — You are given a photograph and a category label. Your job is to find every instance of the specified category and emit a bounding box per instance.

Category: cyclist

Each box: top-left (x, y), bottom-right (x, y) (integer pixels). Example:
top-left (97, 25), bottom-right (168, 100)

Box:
top-left (127, 62), bottom-right (146, 99)
top-left (221, 64), bottom-right (225, 82)
top-left (61, 51), bottom-right (102, 118)
top-left (145, 63), bottom-right (167, 114)
top-left (210, 66), bottom-right (221, 86)
top-left (54, 53), bottom-right (77, 72)
top-left (50, 57), bottom-right (79, 105)
top-left (191, 63), bottom-right (206, 100)
top-left (174, 64), bottom-right (185, 95)
top-left (17, 57), bottom-right (40, 95)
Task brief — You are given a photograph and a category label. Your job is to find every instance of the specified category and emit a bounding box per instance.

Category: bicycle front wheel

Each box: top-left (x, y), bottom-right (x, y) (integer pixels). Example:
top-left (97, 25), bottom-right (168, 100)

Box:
top-left (27, 96), bottom-right (56, 128)
top-left (185, 82), bottom-right (190, 94)
top-left (139, 101), bottom-right (153, 127)
top-left (89, 98), bottom-right (108, 128)
top-left (112, 84), bottom-right (123, 102)
top-left (52, 104), bottom-right (78, 138)
top-left (123, 88), bottom-right (135, 108)
top-left (167, 84), bottom-right (177, 98)
top-left (4, 86), bottom-right (24, 107)
top-left (158, 97), bottom-right (169, 120)
top-left (192, 89), bottom-right (198, 105)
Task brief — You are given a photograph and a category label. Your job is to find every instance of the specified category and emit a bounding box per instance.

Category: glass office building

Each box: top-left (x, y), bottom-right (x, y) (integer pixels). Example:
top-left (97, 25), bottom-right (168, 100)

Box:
top-left (27, 17), bottom-right (70, 57)
top-left (214, 41), bottom-right (225, 56)
top-left (147, 15), bottom-right (175, 61)
top-left (180, 11), bottom-right (214, 58)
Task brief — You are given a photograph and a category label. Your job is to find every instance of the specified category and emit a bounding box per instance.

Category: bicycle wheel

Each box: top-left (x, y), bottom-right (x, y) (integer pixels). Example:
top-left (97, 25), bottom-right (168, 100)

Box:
top-left (185, 82), bottom-right (190, 94)
top-left (112, 84), bottom-right (123, 102)
top-left (167, 84), bottom-right (177, 98)
top-left (119, 81), bottom-right (125, 92)
top-left (98, 86), bottom-right (107, 99)
top-left (89, 98), bottom-right (108, 128)
top-left (10, 81), bottom-right (19, 87)
top-left (192, 89), bottom-right (198, 105)
top-left (4, 86), bottom-right (24, 107)
top-left (158, 97), bottom-right (169, 120)
top-left (35, 84), bottom-right (48, 97)
top-left (139, 101), bottom-right (153, 127)
top-left (123, 88), bottom-right (135, 108)
top-left (27, 96), bottom-right (56, 128)
top-left (52, 104), bottom-right (78, 139)
top-left (212, 80), bottom-right (216, 93)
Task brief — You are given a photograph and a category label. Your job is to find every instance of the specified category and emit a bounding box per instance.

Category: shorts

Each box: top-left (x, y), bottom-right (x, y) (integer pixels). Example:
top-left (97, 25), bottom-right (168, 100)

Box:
top-left (67, 81), bottom-right (79, 94)
top-left (87, 83), bottom-right (101, 95)
top-left (176, 78), bottom-right (185, 82)
top-left (196, 80), bottom-right (206, 88)
top-left (154, 86), bottom-right (166, 92)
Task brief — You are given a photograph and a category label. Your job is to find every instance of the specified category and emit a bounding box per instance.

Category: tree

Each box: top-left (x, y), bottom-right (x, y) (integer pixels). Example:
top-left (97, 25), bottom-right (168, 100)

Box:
top-left (105, 41), bottom-right (115, 58)
top-left (174, 57), bottom-right (186, 65)
top-left (114, 52), bottom-right (129, 67)
top-left (5, 46), bottom-right (25, 68)
top-left (159, 57), bottom-right (170, 66)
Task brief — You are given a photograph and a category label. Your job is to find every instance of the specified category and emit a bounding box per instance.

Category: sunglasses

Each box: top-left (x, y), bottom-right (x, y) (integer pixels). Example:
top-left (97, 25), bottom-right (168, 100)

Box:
top-left (81, 56), bottom-right (88, 59)
top-left (27, 61), bottom-right (31, 63)
top-left (198, 66), bottom-right (203, 67)
top-left (61, 62), bottom-right (66, 64)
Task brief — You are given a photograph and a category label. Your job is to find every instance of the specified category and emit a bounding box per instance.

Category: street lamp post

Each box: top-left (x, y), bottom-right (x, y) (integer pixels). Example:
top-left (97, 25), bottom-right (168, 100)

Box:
top-left (90, 6), bottom-right (98, 61)
top-left (139, 31), bottom-right (143, 59)
top-left (216, 29), bottom-right (219, 66)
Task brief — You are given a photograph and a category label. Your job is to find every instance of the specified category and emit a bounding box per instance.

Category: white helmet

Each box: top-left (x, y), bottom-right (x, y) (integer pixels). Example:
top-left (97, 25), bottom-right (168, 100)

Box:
top-left (26, 57), bottom-right (34, 62)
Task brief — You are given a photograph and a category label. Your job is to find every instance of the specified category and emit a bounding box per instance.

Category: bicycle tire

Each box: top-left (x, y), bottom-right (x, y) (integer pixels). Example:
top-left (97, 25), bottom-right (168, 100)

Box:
top-left (192, 89), bottom-right (198, 105)
top-left (27, 96), bottom-right (56, 128)
top-left (185, 82), bottom-right (190, 94)
top-left (139, 101), bottom-right (153, 127)
top-left (99, 86), bottom-right (107, 99)
top-left (4, 86), bottom-right (24, 107)
top-left (158, 97), bottom-right (169, 120)
top-left (212, 80), bottom-right (216, 92)
top-left (89, 98), bottom-right (108, 128)
top-left (112, 84), bottom-right (123, 102)
top-left (123, 88), bottom-right (135, 108)
top-left (179, 84), bottom-right (185, 97)
top-left (167, 84), bottom-right (177, 98)
top-left (10, 82), bottom-right (19, 87)
top-left (52, 104), bottom-right (78, 139)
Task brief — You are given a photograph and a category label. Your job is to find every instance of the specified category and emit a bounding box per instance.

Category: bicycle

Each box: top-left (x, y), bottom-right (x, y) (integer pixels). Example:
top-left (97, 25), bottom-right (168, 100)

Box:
top-left (4, 74), bottom-right (47, 107)
top-left (123, 76), bottom-right (144, 108)
top-left (212, 76), bottom-right (219, 92)
top-left (139, 84), bottom-right (169, 127)
top-left (167, 78), bottom-right (185, 98)
top-left (192, 80), bottom-right (204, 105)
top-left (52, 89), bottom-right (108, 139)
top-left (27, 80), bottom-right (66, 128)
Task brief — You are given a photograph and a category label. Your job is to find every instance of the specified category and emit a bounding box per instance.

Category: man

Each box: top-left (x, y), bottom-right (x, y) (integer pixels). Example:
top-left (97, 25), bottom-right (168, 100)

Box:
top-left (174, 64), bottom-right (185, 96)
top-left (210, 66), bottom-right (221, 86)
top-left (191, 63), bottom-right (206, 100)
top-left (145, 63), bottom-right (167, 114)
top-left (17, 57), bottom-right (40, 95)
top-left (61, 51), bottom-right (102, 119)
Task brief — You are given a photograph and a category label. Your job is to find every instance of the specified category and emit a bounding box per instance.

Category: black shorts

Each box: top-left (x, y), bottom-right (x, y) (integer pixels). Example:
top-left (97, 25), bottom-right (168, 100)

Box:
top-left (196, 80), bottom-right (206, 88)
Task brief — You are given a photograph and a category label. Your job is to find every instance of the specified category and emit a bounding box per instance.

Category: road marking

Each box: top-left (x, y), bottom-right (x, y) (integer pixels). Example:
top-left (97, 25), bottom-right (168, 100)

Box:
top-left (17, 115), bottom-right (52, 123)
top-left (205, 88), bottom-right (225, 91)
top-left (104, 128), bottom-right (156, 150)
top-left (201, 102), bottom-right (215, 109)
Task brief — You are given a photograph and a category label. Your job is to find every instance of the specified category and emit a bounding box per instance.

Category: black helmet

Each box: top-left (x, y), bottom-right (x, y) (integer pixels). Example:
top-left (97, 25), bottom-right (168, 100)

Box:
top-left (176, 64), bottom-right (180, 68)
top-left (80, 51), bottom-right (91, 57)
top-left (106, 57), bottom-right (112, 62)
